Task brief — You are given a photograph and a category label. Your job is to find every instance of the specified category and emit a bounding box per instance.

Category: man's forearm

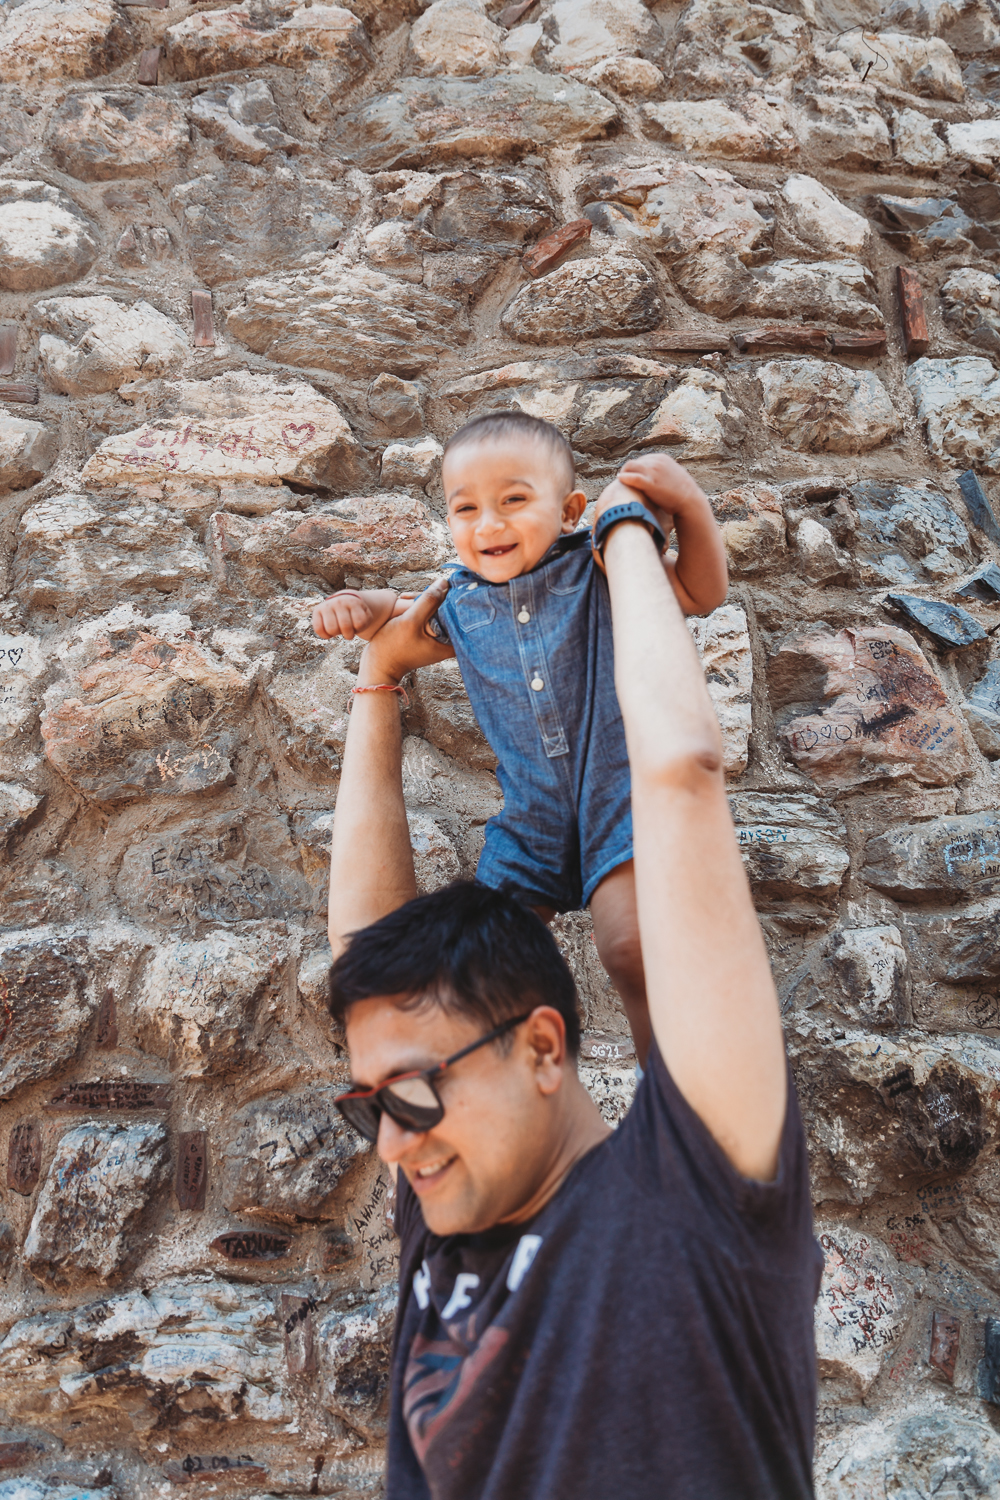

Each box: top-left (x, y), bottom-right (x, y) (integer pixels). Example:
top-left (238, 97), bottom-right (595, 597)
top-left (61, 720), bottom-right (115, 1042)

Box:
top-left (604, 522), bottom-right (786, 1182)
top-left (327, 655), bottom-right (417, 958)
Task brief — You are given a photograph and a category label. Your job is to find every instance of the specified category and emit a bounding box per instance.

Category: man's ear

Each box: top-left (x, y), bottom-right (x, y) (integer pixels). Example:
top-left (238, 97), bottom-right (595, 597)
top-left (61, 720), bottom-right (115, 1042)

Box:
top-left (561, 489), bottom-right (588, 532)
top-left (523, 1007), bottom-right (568, 1095)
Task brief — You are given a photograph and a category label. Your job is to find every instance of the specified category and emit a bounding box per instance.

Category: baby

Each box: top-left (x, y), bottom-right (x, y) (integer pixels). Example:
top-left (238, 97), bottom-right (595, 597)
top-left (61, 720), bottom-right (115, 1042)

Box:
top-left (312, 413), bottom-right (728, 1063)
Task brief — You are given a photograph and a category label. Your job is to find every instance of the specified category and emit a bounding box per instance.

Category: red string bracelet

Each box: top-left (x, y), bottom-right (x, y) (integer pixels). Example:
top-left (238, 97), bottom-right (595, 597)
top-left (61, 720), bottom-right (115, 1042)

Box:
top-left (350, 683), bottom-right (410, 708)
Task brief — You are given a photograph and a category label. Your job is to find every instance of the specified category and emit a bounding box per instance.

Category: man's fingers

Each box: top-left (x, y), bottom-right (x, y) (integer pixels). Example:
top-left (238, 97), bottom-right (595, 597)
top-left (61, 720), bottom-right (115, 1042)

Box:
top-left (405, 576), bottom-right (450, 622)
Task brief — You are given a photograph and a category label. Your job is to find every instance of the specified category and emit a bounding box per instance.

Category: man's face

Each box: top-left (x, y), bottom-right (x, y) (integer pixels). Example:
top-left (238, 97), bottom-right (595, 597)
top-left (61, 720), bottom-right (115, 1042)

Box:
top-left (344, 996), bottom-right (564, 1236)
top-left (443, 437), bottom-right (585, 583)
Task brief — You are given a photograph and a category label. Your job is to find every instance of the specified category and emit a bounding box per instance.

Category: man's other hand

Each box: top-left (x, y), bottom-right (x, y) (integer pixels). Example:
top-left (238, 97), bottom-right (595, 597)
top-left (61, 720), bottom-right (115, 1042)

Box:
top-left (362, 577), bottom-right (456, 684)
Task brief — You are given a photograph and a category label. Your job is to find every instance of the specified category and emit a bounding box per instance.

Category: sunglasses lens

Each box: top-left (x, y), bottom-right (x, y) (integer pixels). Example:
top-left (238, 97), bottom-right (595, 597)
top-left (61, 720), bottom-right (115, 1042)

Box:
top-left (336, 1096), bottom-right (382, 1143)
top-left (383, 1076), bottom-right (443, 1132)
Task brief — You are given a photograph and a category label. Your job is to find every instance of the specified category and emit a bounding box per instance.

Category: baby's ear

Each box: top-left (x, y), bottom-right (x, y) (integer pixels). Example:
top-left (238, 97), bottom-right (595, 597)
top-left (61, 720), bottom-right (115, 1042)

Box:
top-left (562, 489), bottom-right (588, 530)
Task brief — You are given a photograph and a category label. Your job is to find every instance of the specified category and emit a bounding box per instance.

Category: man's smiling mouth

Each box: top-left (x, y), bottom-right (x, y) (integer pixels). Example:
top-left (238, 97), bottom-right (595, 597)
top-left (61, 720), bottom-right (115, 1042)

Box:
top-left (409, 1155), bottom-right (458, 1190)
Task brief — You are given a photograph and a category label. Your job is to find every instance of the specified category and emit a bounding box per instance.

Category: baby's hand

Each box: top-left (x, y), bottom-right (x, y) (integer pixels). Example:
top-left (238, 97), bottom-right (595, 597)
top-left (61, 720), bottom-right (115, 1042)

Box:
top-left (617, 454), bottom-right (709, 524)
top-left (312, 588), bottom-right (398, 642)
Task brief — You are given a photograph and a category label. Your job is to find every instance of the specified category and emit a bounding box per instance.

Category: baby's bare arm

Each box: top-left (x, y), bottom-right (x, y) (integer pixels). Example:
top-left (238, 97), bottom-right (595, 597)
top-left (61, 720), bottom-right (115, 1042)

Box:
top-left (617, 456), bottom-right (728, 616)
top-left (312, 588), bottom-right (399, 642)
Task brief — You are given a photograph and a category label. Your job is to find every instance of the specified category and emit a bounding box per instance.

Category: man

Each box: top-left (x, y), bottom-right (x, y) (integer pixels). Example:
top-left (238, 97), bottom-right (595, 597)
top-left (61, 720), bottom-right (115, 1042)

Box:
top-left (326, 459), bottom-right (822, 1499)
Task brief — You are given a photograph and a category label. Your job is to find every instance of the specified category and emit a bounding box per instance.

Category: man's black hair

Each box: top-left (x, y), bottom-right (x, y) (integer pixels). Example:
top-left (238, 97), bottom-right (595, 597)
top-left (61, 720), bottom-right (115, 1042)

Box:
top-left (328, 881), bottom-right (581, 1056)
top-left (442, 412), bottom-right (576, 493)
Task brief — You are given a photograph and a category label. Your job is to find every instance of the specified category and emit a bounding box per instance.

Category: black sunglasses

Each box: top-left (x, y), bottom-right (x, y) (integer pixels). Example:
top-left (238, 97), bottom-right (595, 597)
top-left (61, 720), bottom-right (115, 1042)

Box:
top-left (334, 1012), bottom-right (533, 1143)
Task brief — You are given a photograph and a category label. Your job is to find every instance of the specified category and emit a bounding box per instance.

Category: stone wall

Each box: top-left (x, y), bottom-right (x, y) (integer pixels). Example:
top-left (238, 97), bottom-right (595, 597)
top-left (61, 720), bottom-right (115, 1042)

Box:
top-left (2, 0), bottom-right (1000, 1489)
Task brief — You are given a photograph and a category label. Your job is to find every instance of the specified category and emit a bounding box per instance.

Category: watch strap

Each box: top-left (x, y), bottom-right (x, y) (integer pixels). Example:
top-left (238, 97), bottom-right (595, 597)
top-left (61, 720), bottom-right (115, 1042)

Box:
top-left (593, 500), bottom-right (667, 560)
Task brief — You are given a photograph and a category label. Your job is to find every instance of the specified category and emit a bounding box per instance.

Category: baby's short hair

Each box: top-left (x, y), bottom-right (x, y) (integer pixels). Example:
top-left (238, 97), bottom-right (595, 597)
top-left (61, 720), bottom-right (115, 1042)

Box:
top-left (443, 411), bottom-right (576, 493)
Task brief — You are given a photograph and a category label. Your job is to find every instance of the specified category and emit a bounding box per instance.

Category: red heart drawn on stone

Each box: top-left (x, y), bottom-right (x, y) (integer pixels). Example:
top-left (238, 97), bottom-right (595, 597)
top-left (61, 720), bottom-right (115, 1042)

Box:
top-left (282, 422), bottom-right (316, 452)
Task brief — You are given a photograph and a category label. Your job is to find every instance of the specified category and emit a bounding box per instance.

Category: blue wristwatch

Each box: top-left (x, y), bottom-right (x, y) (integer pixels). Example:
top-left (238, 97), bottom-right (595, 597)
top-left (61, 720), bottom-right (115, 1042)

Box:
top-left (592, 500), bottom-right (667, 561)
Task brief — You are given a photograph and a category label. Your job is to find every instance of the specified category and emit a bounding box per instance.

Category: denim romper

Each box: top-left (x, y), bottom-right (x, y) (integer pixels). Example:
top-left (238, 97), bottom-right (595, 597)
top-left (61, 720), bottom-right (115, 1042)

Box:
top-left (432, 528), bottom-right (633, 911)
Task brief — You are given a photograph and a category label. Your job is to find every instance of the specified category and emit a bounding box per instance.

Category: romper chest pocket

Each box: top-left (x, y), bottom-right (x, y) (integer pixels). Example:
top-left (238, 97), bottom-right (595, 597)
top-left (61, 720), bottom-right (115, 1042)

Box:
top-left (545, 563), bottom-right (588, 597)
top-left (452, 586), bottom-right (496, 633)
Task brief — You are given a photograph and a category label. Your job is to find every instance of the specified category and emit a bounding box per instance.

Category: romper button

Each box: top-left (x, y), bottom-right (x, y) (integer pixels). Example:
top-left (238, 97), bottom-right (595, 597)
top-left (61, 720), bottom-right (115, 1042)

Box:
top-left (518, 608), bottom-right (530, 623)
top-left (531, 676), bottom-right (544, 691)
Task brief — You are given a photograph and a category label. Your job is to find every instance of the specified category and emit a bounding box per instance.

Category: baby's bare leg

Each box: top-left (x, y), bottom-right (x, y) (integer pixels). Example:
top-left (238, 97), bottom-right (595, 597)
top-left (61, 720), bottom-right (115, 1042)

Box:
top-left (590, 861), bottom-right (651, 1067)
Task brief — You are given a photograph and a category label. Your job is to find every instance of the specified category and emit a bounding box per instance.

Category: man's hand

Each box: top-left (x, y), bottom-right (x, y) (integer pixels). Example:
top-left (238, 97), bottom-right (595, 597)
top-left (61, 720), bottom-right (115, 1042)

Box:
top-left (312, 588), bottom-right (401, 643)
top-left (616, 454), bottom-right (712, 530)
top-left (361, 577), bottom-right (456, 685)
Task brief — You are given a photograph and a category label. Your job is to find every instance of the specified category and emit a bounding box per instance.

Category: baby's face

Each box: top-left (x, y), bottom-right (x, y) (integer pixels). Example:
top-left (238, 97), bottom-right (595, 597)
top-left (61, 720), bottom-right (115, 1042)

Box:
top-left (442, 437), bottom-right (586, 583)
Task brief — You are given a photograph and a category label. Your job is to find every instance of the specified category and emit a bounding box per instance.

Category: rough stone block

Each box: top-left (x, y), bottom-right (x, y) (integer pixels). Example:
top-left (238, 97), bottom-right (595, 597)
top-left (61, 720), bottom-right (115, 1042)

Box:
top-left (837, 30), bottom-right (963, 99)
top-left (886, 591), bottom-right (986, 647)
top-left (0, 632), bottom-right (46, 744)
top-left (850, 479), bottom-right (973, 587)
top-left (941, 267), bottom-right (1000, 355)
top-left (635, 368), bottom-right (746, 459)
top-left (380, 437), bottom-right (443, 490)
top-left (962, 659), bottom-right (1000, 756)
top-left (188, 80), bottom-right (299, 164)
top-left (770, 624), bottom-right (970, 790)
top-left (729, 792), bottom-right (849, 903)
top-left (34, 296), bottom-right (188, 397)
top-left (581, 159), bottom-right (768, 264)
top-left (408, 0), bottom-right (504, 74)
top-left (711, 483), bottom-right (786, 574)
top-left (815, 1226), bottom-right (913, 1393)
top-left (319, 1289), bottom-right (396, 1441)
top-left (743, 259), bottom-right (883, 330)
top-left (689, 603), bottom-right (752, 777)
top-left (82, 374), bottom-right (362, 492)
top-left (331, 70), bottom-right (617, 170)
top-left (891, 106), bottom-right (948, 172)
top-left (585, 55), bottom-right (663, 96)
top-left (500, 245), bottom-right (662, 343)
top-left (0, 182), bottom-right (100, 293)
top-left (405, 657), bottom-right (496, 770)
top-left (643, 95), bottom-right (797, 161)
top-left (669, 0), bottom-right (810, 95)
top-left (543, 0), bottom-right (664, 72)
top-left (166, 2), bottom-right (373, 82)
top-left (825, 925), bottom-right (910, 1030)
top-left (945, 119), bottom-right (1000, 173)
top-left (792, 90), bottom-right (892, 169)
top-left (46, 92), bottom-right (188, 181)
top-left (0, 0), bottom-right (136, 83)
top-left (0, 933), bottom-right (94, 1101)
top-left (141, 927), bottom-right (289, 1075)
top-left (24, 1120), bottom-right (168, 1287)
top-left (227, 262), bottom-right (469, 378)
top-left (863, 812), bottom-right (1000, 902)
top-left (907, 357), bottom-right (1000, 470)
top-left (821, 1411), bottom-right (1000, 1498)
top-left (522, 219), bottom-right (591, 278)
top-left (221, 1089), bottom-right (367, 1221)
top-left (874, 193), bottom-right (994, 260)
top-left (169, 165), bottom-right (357, 287)
top-left (0, 783), bottom-right (43, 846)
top-left (897, 266), bottom-right (930, 356)
top-left (0, 413), bottom-right (57, 493)
top-left (778, 174), bottom-right (871, 259)
top-left (758, 360), bottom-right (900, 453)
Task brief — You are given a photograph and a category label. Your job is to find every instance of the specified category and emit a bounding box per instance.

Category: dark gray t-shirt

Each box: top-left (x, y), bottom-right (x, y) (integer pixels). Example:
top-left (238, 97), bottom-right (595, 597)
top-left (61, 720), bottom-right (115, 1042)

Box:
top-left (387, 1043), bottom-right (822, 1500)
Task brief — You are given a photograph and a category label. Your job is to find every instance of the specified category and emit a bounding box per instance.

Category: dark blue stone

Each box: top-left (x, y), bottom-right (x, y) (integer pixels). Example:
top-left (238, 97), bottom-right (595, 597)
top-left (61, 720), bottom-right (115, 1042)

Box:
top-left (958, 470), bottom-right (1000, 547)
top-left (979, 1317), bottom-right (1000, 1404)
top-left (955, 562), bottom-right (1000, 602)
top-left (886, 592), bottom-right (988, 646)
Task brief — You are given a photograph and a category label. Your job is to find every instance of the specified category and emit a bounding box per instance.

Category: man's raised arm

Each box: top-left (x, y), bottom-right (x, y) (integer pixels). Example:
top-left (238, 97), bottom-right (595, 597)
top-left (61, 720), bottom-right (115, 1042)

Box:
top-left (326, 579), bottom-right (453, 958)
top-left (602, 469), bottom-right (788, 1182)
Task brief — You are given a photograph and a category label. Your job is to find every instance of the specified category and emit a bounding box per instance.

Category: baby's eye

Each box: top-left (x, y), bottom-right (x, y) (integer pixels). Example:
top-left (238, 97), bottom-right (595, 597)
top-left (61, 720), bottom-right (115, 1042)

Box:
top-left (504, 494), bottom-right (528, 506)
top-left (453, 503), bottom-right (476, 515)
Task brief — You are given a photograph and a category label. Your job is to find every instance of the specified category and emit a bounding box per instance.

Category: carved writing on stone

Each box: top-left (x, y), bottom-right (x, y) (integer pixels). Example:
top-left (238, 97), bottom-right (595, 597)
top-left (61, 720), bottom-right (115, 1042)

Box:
top-left (165, 1455), bottom-right (267, 1484)
top-left (580, 1031), bottom-right (636, 1064)
top-left (282, 1292), bottom-right (317, 1374)
top-left (95, 988), bottom-right (118, 1050)
top-left (211, 1229), bottom-right (292, 1261)
top-left (7, 1120), bottom-right (40, 1194)
top-left (176, 1130), bottom-right (208, 1210)
top-left (44, 1080), bottom-right (170, 1111)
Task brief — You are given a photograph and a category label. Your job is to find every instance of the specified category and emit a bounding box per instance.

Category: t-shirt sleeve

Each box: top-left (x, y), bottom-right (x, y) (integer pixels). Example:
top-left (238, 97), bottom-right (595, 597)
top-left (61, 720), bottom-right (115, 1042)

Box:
top-left (617, 1041), bottom-right (820, 1282)
top-left (425, 591), bottom-right (453, 645)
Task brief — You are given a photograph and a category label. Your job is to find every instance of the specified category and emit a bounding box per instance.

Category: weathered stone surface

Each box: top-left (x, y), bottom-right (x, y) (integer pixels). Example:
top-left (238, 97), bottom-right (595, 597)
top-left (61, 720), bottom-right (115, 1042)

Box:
top-left (408, 0), bottom-right (504, 75)
top-left (874, 192), bottom-right (996, 259)
top-left (758, 360), bottom-right (899, 453)
top-left (0, 633), bottom-right (46, 744)
top-left (169, 165), bottom-right (358, 287)
top-left (793, 515), bottom-right (849, 585)
top-left (778, 174), bottom-right (871, 260)
top-left (0, 413), bottom-right (58, 493)
top-left (906, 357), bottom-right (1000, 472)
top-left (522, 218), bottom-right (591, 279)
top-left (81, 374), bottom-right (362, 492)
top-left (222, 1089), bottom-right (367, 1221)
top-left (501, 246), bottom-right (661, 343)
top-left (711, 483), bottom-right (786, 574)
top-left (46, 92), bottom-right (188, 181)
top-left (581, 159), bottom-right (768, 263)
top-left (24, 1120), bottom-right (168, 1287)
top-left (40, 607), bottom-right (252, 805)
top-left (819, 925), bottom-right (910, 1031)
top-left (381, 165), bottom-right (554, 249)
top-left (730, 792), bottom-right (848, 903)
top-left (941, 267), bottom-right (1000, 354)
top-left (814, 1227), bottom-right (913, 1393)
top-left (643, 94), bottom-right (797, 160)
top-left (792, 90), bottom-right (892, 169)
top-left (945, 118), bottom-right (1000, 172)
top-left (227, 262), bottom-right (469, 378)
top-left (140, 928), bottom-right (289, 1074)
top-left (742, 260), bottom-right (883, 329)
top-left (883, 0), bottom-right (1000, 49)
top-left (837, 30), bottom-right (963, 99)
top-left (585, 55), bottom-right (664, 96)
top-left (544, 0), bottom-right (664, 72)
top-left (850, 479), bottom-right (974, 586)
top-left (0, 783), bottom-right (43, 846)
top-left (0, 182), bottom-right (100, 294)
top-left (331, 70), bottom-right (617, 170)
top-left (166, 3), bottom-right (373, 83)
top-left (0, 933), bottom-right (94, 1101)
top-left (669, 0), bottom-right (811, 95)
top-left (863, 813), bottom-right (1000, 902)
top-left (770, 625), bottom-right (970, 790)
top-left (319, 1289), bottom-right (396, 1441)
top-left (891, 106), bottom-right (948, 171)
top-left (962, 659), bottom-right (1000, 756)
top-left (819, 1410), bottom-right (1000, 1500)
top-left (408, 810), bottom-right (463, 890)
top-left (188, 81), bottom-right (299, 164)
top-left (33, 296), bottom-right (188, 397)
top-left (0, 0), bottom-right (135, 83)
top-left (14, 492), bottom-right (208, 612)
top-left (689, 604), bottom-right (752, 777)
top-left (635, 368), bottom-right (746, 459)
top-left (380, 436), bottom-right (443, 490)
top-left (887, 591), bottom-right (986, 647)
top-left (368, 373), bottom-right (424, 435)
